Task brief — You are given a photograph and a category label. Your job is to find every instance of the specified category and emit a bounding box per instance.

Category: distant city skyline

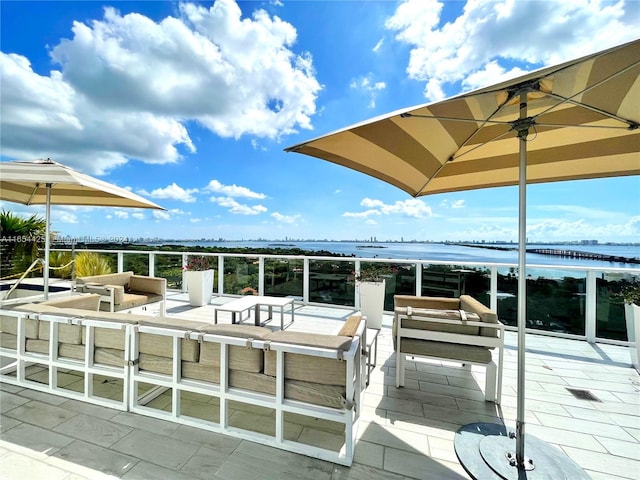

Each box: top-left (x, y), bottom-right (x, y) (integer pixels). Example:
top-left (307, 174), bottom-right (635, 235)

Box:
top-left (1, 1), bottom-right (638, 242)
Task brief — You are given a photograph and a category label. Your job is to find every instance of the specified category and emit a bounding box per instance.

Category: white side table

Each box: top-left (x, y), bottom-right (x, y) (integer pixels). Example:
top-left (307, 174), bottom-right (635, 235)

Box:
top-left (365, 327), bottom-right (380, 386)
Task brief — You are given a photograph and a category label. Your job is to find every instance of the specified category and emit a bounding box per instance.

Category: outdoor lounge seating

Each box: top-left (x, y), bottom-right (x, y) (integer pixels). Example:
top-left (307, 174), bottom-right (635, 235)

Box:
top-left (0, 299), bottom-right (365, 466)
top-left (75, 271), bottom-right (166, 315)
top-left (393, 294), bottom-right (504, 403)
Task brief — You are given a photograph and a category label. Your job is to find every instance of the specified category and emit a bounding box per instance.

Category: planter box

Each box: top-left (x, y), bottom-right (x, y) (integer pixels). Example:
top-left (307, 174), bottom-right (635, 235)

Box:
top-left (625, 303), bottom-right (640, 373)
top-left (185, 269), bottom-right (214, 307)
top-left (358, 280), bottom-right (385, 329)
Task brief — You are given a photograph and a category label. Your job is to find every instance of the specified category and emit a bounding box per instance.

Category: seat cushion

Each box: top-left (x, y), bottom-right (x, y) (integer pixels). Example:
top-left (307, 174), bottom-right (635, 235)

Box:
top-left (138, 333), bottom-right (200, 362)
top-left (400, 338), bottom-right (492, 364)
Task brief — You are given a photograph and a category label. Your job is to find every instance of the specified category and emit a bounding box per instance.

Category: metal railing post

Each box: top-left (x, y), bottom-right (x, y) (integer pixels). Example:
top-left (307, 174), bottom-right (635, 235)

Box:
top-left (218, 255), bottom-right (224, 296)
top-left (259, 257), bottom-right (265, 295)
top-left (303, 257), bottom-right (310, 304)
top-left (585, 270), bottom-right (597, 343)
top-left (490, 266), bottom-right (498, 312)
top-left (149, 252), bottom-right (155, 277)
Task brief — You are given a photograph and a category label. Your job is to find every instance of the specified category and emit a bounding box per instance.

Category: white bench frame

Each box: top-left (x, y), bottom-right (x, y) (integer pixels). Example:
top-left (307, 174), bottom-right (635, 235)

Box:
top-left (394, 306), bottom-right (504, 404)
top-left (127, 320), bottom-right (364, 466)
top-left (0, 310), bottom-right (131, 410)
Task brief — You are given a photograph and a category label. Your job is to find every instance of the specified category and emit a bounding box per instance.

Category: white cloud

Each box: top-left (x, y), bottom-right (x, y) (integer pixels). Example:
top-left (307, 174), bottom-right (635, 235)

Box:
top-left (451, 200), bottom-right (465, 209)
top-left (0, 0), bottom-right (321, 173)
top-left (211, 196), bottom-right (267, 215)
top-left (153, 210), bottom-right (171, 220)
top-left (271, 212), bottom-right (301, 223)
top-left (350, 74), bottom-right (387, 108)
top-left (140, 183), bottom-right (199, 202)
top-left (114, 211), bottom-right (129, 219)
top-left (373, 38), bottom-right (384, 52)
top-left (386, 0), bottom-right (638, 100)
top-left (345, 197), bottom-right (432, 219)
top-left (343, 209), bottom-right (381, 218)
top-left (132, 212), bottom-right (145, 220)
top-left (204, 180), bottom-right (266, 199)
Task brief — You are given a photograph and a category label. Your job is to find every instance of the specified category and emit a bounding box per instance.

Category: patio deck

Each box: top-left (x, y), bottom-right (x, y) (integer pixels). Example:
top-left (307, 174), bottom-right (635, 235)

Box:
top-left (1, 291), bottom-right (639, 480)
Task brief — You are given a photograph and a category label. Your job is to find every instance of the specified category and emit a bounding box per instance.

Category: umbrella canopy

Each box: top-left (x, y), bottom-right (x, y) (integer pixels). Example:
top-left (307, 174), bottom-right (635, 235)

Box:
top-left (287, 38), bottom-right (640, 479)
top-left (0, 159), bottom-right (164, 208)
top-left (0, 159), bottom-right (164, 298)
top-left (286, 38), bottom-right (639, 196)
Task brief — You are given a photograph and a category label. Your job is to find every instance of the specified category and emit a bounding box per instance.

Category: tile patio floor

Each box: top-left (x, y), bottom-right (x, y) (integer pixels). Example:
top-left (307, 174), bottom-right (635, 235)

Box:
top-left (1, 291), bottom-right (639, 479)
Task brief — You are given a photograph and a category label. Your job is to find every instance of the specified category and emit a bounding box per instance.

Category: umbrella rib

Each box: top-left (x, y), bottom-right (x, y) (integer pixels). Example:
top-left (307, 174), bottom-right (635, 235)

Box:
top-left (401, 113), bottom-right (512, 126)
top-left (532, 60), bottom-right (640, 129)
top-left (26, 183), bottom-right (41, 206)
top-left (448, 127), bottom-right (516, 162)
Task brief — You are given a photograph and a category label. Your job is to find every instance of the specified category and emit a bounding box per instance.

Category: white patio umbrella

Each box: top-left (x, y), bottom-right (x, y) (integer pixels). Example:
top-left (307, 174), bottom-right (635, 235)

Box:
top-left (287, 39), bottom-right (640, 479)
top-left (0, 158), bottom-right (164, 299)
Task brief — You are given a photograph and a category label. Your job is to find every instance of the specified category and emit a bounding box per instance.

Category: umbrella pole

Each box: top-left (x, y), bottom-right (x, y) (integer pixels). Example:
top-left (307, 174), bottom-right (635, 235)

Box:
top-left (43, 183), bottom-right (51, 300)
top-left (515, 91), bottom-right (528, 466)
top-left (454, 91), bottom-right (591, 479)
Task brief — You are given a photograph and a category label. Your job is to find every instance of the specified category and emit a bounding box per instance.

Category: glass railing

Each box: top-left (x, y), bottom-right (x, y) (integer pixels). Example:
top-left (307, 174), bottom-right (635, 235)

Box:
top-left (51, 247), bottom-right (639, 344)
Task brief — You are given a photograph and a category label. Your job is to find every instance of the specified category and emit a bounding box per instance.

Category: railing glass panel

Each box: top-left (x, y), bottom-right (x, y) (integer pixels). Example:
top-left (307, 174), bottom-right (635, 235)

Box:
top-left (223, 256), bottom-right (259, 296)
top-left (597, 276), bottom-right (630, 341)
top-left (123, 251), bottom-right (149, 276)
top-left (309, 259), bottom-right (355, 306)
top-left (263, 257), bottom-right (304, 297)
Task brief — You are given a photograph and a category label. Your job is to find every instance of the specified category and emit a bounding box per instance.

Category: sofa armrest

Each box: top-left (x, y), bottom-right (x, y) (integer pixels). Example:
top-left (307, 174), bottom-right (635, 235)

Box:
top-left (460, 295), bottom-right (499, 337)
top-left (77, 283), bottom-right (124, 306)
top-left (76, 272), bottom-right (133, 288)
top-left (129, 275), bottom-right (166, 297)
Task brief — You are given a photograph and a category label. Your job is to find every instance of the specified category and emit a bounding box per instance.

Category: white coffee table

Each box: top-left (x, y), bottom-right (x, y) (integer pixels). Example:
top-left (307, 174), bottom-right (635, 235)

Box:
top-left (214, 295), bottom-right (295, 329)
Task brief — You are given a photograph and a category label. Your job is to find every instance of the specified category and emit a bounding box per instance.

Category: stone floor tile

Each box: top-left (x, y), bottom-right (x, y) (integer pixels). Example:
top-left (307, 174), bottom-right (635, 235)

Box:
top-left (383, 446), bottom-right (467, 480)
top-left (58, 398), bottom-right (121, 421)
top-left (4, 400), bottom-right (77, 429)
top-left (562, 445), bottom-right (640, 479)
top-left (0, 451), bottom-right (70, 480)
top-left (0, 391), bottom-right (30, 414)
top-left (332, 462), bottom-right (414, 480)
top-left (0, 422), bottom-right (73, 456)
top-left (50, 439), bottom-right (138, 478)
top-left (0, 383), bottom-right (24, 394)
top-left (178, 445), bottom-right (228, 479)
top-left (111, 410), bottom-right (181, 436)
top-left (535, 412), bottom-right (636, 441)
top-left (526, 423), bottom-right (608, 451)
top-left (352, 440), bottom-right (384, 469)
top-left (595, 436), bottom-right (640, 461)
top-left (122, 460), bottom-right (195, 480)
top-left (53, 413), bottom-right (133, 447)
top-left (357, 421), bottom-right (430, 456)
top-left (16, 388), bottom-right (70, 406)
top-left (0, 414), bottom-right (22, 433)
top-left (110, 429), bottom-right (199, 470)
top-left (172, 424), bottom-right (241, 455)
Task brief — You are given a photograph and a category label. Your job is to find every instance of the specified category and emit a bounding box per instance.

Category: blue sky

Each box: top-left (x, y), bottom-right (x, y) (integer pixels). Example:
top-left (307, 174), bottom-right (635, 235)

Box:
top-left (1, 0), bottom-right (639, 243)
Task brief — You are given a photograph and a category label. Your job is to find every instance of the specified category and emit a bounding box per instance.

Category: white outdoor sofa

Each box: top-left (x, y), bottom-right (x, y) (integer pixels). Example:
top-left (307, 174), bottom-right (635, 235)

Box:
top-left (76, 271), bottom-right (166, 315)
top-left (0, 295), bottom-right (365, 466)
top-left (393, 294), bottom-right (504, 404)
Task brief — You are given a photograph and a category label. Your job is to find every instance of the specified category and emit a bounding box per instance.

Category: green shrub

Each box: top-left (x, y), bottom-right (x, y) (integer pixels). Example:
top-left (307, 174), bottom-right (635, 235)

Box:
top-left (74, 252), bottom-right (113, 276)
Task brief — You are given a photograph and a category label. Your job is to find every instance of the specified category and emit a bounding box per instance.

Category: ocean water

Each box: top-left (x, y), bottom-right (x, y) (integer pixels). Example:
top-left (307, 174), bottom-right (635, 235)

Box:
top-left (153, 240), bottom-right (639, 270)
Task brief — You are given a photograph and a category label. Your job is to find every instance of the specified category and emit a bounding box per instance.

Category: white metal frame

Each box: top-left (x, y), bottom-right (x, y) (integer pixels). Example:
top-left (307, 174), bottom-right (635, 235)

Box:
top-left (394, 306), bottom-right (505, 404)
top-left (0, 310), bottom-right (131, 410)
top-left (127, 320), bottom-right (364, 466)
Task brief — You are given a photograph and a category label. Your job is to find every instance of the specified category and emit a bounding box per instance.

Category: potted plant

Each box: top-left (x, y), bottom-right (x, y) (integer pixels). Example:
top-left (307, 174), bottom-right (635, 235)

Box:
top-left (184, 255), bottom-right (214, 306)
top-left (613, 283), bottom-right (640, 372)
top-left (354, 264), bottom-right (396, 329)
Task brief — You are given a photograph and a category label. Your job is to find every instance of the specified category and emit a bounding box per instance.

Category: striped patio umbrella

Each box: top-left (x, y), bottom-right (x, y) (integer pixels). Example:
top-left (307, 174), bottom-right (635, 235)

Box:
top-left (287, 38), bottom-right (640, 479)
top-left (0, 158), bottom-right (164, 298)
